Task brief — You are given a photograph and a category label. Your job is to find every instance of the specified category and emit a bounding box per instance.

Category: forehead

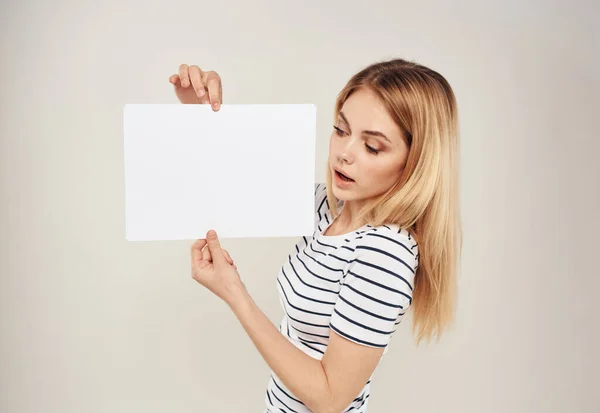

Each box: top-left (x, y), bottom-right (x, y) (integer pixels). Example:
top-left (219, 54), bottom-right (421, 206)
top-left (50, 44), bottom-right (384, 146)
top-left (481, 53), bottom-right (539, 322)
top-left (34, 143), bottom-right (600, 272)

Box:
top-left (338, 88), bottom-right (403, 143)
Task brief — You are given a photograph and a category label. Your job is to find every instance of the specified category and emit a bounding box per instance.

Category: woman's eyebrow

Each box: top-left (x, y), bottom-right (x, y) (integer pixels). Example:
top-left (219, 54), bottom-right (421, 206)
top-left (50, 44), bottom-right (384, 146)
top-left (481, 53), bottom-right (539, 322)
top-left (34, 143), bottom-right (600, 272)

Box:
top-left (339, 111), bottom-right (391, 143)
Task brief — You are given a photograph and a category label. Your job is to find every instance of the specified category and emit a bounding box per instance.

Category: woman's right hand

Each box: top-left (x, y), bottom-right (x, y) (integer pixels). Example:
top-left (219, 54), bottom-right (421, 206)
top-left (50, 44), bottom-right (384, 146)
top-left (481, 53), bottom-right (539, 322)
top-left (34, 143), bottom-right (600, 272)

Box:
top-left (169, 64), bottom-right (222, 111)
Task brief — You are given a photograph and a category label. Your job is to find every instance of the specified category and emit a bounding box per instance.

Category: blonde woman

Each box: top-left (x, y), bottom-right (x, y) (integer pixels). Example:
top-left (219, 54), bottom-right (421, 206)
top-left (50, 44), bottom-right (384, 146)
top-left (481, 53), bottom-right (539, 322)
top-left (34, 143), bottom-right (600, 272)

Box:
top-left (174, 58), bottom-right (462, 413)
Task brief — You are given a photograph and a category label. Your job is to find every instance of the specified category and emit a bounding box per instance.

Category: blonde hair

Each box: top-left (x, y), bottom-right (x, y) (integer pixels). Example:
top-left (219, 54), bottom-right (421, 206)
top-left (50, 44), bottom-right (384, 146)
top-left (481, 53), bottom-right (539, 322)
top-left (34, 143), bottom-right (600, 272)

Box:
top-left (325, 58), bottom-right (462, 345)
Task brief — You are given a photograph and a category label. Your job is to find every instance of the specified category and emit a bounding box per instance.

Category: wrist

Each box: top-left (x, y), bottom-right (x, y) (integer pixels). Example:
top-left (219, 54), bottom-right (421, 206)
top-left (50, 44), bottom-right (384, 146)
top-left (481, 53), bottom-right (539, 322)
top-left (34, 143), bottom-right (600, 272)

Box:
top-left (226, 281), bottom-right (251, 312)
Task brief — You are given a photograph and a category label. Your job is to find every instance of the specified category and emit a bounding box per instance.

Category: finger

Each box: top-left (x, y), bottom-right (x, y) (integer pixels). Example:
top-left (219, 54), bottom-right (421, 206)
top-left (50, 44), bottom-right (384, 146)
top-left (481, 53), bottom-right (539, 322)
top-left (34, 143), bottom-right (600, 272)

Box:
top-left (179, 64), bottom-right (190, 88)
top-left (223, 249), bottom-right (234, 265)
top-left (219, 77), bottom-right (223, 104)
top-left (191, 239), bottom-right (207, 262)
top-left (202, 245), bottom-right (212, 262)
top-left (204, 72), bottom-right (222, 110)
top-left (169, 74), bottom-right (181, 86)
top-left (223, 249), bottom-right (233, 265)
top-left (189, 65), bottom-right (206, 100)
top-left (206, 230), bottom-right (225, 264)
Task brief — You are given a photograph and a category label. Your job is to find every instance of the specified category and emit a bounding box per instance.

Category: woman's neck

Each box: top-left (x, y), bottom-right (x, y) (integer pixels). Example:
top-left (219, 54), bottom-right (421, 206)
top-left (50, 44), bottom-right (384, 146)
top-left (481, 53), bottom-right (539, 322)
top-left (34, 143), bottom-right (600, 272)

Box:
top-left (334, 200), bottom-right (366, 232)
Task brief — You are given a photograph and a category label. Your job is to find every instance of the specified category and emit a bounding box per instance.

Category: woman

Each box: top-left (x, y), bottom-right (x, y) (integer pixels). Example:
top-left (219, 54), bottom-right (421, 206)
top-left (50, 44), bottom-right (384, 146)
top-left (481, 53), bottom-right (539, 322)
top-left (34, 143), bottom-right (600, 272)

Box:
top-left (171, 58), bottom-right (462, 413)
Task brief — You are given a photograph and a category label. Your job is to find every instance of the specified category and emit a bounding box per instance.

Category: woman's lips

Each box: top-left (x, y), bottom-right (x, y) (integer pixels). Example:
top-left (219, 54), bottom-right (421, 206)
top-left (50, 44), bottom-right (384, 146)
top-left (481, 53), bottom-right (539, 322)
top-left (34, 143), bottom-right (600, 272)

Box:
top-left (334, 168), bottom-right (354, 181)
top-left (334, 170), bottom-right (355, 187)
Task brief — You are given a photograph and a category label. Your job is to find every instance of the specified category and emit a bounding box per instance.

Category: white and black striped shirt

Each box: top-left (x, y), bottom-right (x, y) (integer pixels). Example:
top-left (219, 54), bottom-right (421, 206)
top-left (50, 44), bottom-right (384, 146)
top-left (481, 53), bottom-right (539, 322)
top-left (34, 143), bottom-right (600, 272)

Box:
top-left (264, 183), bottom-right (419, 413)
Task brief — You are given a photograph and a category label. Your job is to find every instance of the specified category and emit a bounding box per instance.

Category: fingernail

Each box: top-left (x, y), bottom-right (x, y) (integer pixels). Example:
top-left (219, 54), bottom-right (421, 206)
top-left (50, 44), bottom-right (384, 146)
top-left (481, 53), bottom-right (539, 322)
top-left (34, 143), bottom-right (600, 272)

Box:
top-left (213, 102), bottom-right (219, 110)
top-left (198, 90), bottom-right (204, 97)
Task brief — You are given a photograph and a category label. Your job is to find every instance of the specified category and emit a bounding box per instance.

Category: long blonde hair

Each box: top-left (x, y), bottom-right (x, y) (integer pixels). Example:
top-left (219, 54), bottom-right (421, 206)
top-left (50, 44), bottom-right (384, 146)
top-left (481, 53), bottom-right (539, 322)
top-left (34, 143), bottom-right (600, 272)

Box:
top-left (325, 58), bottom-right (462, 345)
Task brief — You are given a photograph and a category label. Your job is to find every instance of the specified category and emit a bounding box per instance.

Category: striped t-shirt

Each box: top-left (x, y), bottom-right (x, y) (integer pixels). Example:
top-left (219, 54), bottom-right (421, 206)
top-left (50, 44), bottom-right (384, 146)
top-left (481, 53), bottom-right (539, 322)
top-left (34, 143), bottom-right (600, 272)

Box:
top-left (264, 183), bottom-right (419, 413)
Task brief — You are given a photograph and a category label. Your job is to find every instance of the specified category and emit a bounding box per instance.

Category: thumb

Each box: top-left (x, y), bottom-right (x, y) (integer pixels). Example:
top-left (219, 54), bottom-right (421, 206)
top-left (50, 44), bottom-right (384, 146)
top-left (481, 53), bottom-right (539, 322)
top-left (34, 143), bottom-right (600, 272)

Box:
top-left (206, 230), bottom-right (225, 264)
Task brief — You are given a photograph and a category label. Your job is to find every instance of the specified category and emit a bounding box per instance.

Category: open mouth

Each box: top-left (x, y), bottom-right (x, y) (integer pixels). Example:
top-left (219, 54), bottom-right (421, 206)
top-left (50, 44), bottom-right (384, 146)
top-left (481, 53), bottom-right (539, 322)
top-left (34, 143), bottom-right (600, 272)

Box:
top-left (335, 170), bottom-right (354, 182)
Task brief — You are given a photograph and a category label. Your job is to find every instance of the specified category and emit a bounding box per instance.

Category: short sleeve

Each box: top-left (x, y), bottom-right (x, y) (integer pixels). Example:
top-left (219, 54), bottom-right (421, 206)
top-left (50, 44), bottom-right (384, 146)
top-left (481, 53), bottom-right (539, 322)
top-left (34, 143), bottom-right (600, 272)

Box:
top-left (329, 229), bottom-right (417, 348)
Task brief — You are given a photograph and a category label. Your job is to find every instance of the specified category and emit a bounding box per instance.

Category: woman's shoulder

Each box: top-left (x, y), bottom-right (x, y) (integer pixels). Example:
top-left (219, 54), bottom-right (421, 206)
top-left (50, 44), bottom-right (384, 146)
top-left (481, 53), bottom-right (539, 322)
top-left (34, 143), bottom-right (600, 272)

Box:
top-left (359, 224), bottom-right (418, 252)
top-left (314, 182), bottom-right (332, 218)
top-left (315, 182), bottom-right (327, 201)
top-left (355, 224), bottom-right (420, 275)
top-left (364, 223), bottom-right (416, 243)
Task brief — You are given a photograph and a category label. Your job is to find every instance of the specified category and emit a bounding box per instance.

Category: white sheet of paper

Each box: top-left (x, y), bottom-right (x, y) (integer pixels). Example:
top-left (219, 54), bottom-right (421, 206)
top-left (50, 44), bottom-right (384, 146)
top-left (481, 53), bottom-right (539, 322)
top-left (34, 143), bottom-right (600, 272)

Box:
top-left (123, 104), bottom-right (316, 241)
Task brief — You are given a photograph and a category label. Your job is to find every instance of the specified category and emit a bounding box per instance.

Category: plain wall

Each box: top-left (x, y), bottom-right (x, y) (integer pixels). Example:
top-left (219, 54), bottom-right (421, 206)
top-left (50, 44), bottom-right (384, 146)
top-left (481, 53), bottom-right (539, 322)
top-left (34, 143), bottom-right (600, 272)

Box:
top-left (1, 0), bottom-right (598, 412)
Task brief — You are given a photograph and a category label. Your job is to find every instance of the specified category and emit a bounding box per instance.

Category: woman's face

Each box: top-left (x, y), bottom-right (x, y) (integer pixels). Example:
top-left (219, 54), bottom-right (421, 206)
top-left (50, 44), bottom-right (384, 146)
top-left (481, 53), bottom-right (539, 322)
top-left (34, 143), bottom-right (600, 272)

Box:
top-left (329, 87), bottom-right (410, 203)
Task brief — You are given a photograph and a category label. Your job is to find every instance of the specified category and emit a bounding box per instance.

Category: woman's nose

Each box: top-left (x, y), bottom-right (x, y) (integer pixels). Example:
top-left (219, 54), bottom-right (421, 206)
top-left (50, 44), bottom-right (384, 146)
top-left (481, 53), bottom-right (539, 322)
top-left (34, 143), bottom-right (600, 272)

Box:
top-left (339, 137), bottom-right (359, 161)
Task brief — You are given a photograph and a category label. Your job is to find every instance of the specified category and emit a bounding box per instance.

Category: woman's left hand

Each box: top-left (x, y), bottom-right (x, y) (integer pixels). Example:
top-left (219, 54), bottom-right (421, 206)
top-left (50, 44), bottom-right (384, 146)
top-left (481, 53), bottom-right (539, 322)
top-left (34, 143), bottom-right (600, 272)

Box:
top-left (191, 230), bottom-right (245, 305)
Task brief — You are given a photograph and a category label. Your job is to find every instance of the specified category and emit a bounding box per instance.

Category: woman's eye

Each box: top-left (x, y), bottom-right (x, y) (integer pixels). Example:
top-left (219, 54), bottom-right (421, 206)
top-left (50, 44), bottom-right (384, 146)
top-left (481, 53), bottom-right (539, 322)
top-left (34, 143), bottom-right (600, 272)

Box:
top-left (365, 144), bottom-right (379, 155)
top-left (333, 125), bottom-right (345, 136)
top-left (334, 125), bottom-right (379, 154)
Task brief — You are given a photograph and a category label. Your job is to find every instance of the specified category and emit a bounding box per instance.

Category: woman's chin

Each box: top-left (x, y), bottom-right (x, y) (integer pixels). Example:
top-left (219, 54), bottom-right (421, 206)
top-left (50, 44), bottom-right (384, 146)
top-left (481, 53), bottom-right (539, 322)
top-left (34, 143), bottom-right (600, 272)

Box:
top-left (331, 186), bottom-right (354, 200)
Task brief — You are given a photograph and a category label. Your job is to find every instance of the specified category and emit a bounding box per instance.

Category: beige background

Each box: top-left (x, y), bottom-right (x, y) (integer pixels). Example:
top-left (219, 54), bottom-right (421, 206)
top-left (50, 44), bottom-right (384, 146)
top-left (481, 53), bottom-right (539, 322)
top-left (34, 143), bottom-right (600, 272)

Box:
top-left (1, 1), bottom-right (598, 412)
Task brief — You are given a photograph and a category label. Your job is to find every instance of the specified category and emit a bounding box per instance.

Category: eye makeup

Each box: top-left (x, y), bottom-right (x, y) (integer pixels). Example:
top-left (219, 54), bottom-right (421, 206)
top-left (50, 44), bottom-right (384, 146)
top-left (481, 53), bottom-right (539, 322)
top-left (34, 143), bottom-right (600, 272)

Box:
top-left (333, 125), bottom-right (381, 155)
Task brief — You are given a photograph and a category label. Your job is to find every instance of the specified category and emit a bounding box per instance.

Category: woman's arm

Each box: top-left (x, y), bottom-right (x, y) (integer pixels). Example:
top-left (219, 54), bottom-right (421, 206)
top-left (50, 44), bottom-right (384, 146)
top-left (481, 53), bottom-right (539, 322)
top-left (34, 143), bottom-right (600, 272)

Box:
top-left (192, 230), bottom-right (387, 413)
top-left (228, 285), bottom-right (332, 413)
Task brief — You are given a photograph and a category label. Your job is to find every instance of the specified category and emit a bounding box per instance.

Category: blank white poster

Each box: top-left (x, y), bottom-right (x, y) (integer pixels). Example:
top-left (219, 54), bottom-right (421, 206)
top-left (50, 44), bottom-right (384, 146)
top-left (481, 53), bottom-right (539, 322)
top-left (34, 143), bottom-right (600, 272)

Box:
top-left (123, 104), bottom-right (316, 241)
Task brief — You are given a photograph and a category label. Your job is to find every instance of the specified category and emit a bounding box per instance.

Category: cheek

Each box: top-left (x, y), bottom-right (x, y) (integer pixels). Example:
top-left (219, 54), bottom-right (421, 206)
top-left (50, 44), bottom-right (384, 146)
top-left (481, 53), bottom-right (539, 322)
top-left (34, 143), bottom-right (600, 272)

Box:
top-left (328, 134), bottom-right (341, 158)
top-left (329, 133), bottom-right (338, 147)
top-left (362, 159), bottom-right (400, 187)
